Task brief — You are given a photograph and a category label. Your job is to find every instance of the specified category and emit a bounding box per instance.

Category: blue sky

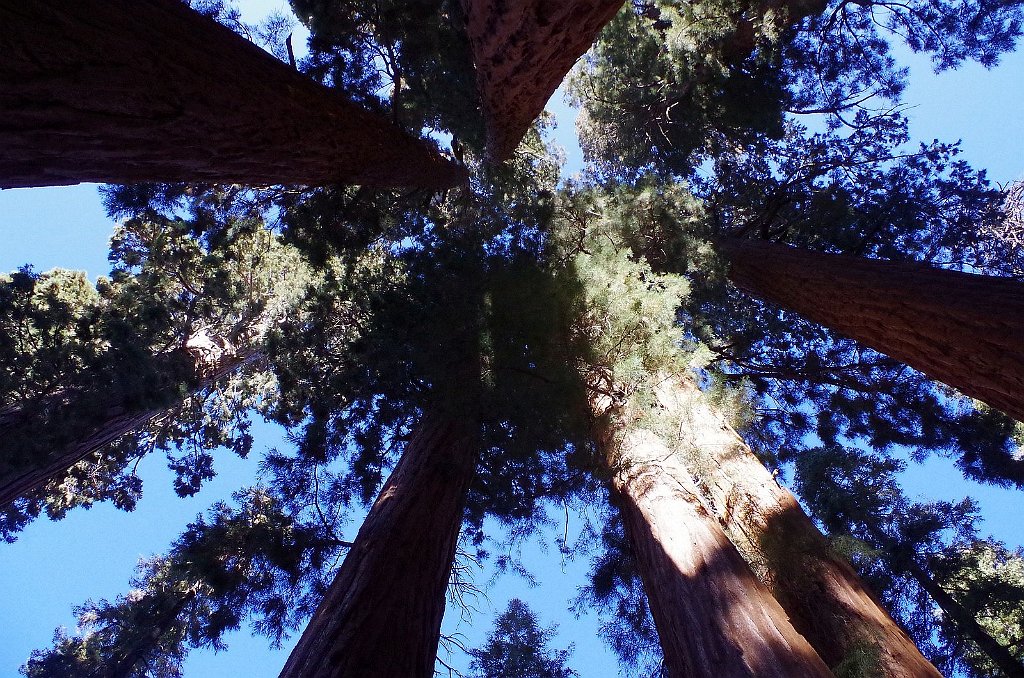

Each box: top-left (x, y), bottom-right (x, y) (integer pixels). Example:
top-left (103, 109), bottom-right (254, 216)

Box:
top-left (1, 2), bottom-right (1023, 676)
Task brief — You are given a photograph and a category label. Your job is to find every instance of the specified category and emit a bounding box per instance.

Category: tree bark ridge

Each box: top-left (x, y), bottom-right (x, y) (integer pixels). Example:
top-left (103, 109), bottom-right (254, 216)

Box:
top-left (723, 238), bottom-right (1024, 422)
top-left (0, 1), bottom-right (466, 189)
top-left (590, 377), bottom-right (834, 678)
top-left (653, 375), bottom-right (941, 676)
top-left (279, 412), bottom-right (477, 678)
top-left (461, 0), bottom-right (625, 160)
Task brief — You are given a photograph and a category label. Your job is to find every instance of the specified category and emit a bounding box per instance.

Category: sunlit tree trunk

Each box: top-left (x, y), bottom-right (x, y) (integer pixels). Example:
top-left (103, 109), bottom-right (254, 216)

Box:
top-left (723, 238), bottom-right (1024, 422)
top-left (589, 379), bottom-right (833, 678)
top-left (0, 332), bottom-right (252, 509)
top-left (0, 0), bottom-right (465, 189)
top-left (860, 521), bottom-right (1024, 678)
top-left (461, 0), bottom-right (625, 160)
top-left (652, 375), bottom-right (942, 676)
top-left (279, 412), bottom-right (477, 678)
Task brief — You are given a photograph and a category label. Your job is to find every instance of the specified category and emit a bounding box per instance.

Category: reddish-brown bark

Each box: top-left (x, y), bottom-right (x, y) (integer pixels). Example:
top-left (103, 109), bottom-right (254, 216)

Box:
top-left (461, 0), bottom-right (625, 160)
top-left (654, 375), bottom-right (941, 676)
top-left (590, 381), bottom-right (833, 678)
top-left (279, 412), bottom-right (477, 678)
top-left (608, 436), bottom-right (833, 676)
top-left (723, 238), bottom-right (1024, 422)
top-left (0, 333), bottom-right (252, 509)
top-left (0, 1), bottom-right (466, 189)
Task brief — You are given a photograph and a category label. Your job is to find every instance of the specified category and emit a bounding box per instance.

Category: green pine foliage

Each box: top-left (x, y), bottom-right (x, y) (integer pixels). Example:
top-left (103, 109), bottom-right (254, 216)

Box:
top-left (571, 0), bottom-right (1024, 180)
top-left (290, 0), bottom-right (483, 147)
top-left (23, 484), bottom-right (344, 678)
top-left (795, 445), bottom-right (1024, 675)
top-left (12, 0), bottom-right (1024, 675)
top-left (932, 541), bottom-right (1024, 674)
top-left (569, 0), bottom-right (790, 179)
top-left (1, 204), bottom-right (310, 539)
top-left (468, 599), bottom-right (577, 678)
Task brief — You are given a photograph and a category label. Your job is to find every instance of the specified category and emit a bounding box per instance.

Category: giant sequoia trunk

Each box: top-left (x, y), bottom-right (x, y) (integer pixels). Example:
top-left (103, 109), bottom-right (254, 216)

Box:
top-left (0, 332), bottom-right (251, 509)
top-left (590, 385), bottom-right (833, 678)
top-left (651, 375), bottom-right (941, 676)
top-left (723, 238), bottom-right (1024, 422)
top-left (861, 522), bottom-right (1024, 678)
top-left (461, 0), bottom-right (625, 160)
top-left (0, 1), bottom-right (466, 189)
top-left (279, 412), bottom-right (477, 678)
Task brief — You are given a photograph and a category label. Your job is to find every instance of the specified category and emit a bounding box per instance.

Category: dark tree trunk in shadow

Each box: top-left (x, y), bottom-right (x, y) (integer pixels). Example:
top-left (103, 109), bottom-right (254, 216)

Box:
top-left (590, 381), bottom-right (833, 678)
top-left (0, 1), bottom-right (466, 189)
top-left (650, 374), bottom-right (941, 676)
top-left (279, 412), bottom-right (477, 678)
top-left (461, 0), bottom-right (625, 160)
top-left (723, 238), bottom-right (1024, 423)
top-left (0, 334), bottom-right (253, 509)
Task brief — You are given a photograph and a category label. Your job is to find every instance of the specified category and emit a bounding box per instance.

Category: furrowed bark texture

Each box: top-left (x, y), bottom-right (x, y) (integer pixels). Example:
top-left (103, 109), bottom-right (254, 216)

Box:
top-left (0, 1), bottom-right (466, 189)
top-left (590, 383), bottom-right (833, 678)
top-left (655, 375), bottom-right (940, 676)
top-left (279, 413), bottom-right (477, 678)
top-left (461, 0), bottom-right (625, 160)
top-left (724, 238), bottom-right (1024, 422)
top-left (605, 427), bottom-right (833, 677)
top-left (862, 522), bottom-right (1024, 678)
top-left (0, 334), bottom-right (251, 509)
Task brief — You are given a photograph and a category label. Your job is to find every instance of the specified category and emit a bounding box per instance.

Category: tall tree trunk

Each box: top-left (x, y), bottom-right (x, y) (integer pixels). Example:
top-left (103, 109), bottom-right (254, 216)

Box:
top-left (723, 238), bottom-right (1024, 422)
top-left (651, 374), bottom-right (941, 676)
top-left (590, 381), bottom-right (834, 678)
top-left (0, 1), bottom-right (466, 189)
top-left (461, 0), bottom-right (625, 160)
top-left (0, 332), bottom-right (253, 509)
top-left (279, 412), bottom-right (477, 678)
top-left (861, 522), bottom-right (1024, 678)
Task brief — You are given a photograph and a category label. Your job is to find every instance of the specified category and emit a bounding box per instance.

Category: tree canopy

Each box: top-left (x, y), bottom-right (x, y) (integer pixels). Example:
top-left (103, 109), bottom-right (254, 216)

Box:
top-left (5, 0), bottom-right (1024, 676)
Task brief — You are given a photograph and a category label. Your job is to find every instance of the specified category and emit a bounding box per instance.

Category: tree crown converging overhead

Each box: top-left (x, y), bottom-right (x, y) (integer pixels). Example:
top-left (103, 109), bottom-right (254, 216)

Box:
top-left (8, 0), bottom-right (1024, 676)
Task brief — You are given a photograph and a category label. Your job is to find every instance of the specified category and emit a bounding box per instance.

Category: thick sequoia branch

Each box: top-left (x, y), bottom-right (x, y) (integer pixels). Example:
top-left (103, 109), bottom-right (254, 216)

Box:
top-left (461, 0), bottom-right (625, 160)
top-left (590, 383), bottom-right (832, 677)
top-left (656, 375), bottom-right (940, 676)
top-left (279, 412), bottom-right (477, 678)
top-left (723, 238), bottom-right (1024, 422)
top-left (0, 333), bottom-right (254, 509)
top-left (0, 1), bottom-right (467, 189)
